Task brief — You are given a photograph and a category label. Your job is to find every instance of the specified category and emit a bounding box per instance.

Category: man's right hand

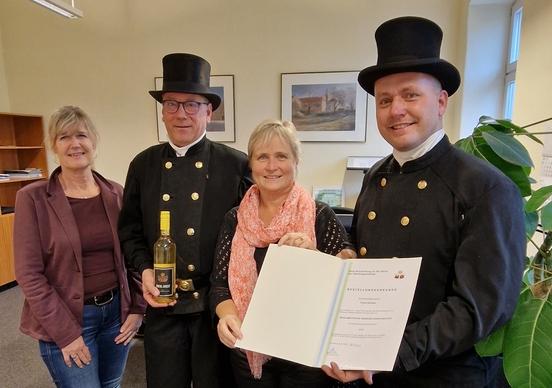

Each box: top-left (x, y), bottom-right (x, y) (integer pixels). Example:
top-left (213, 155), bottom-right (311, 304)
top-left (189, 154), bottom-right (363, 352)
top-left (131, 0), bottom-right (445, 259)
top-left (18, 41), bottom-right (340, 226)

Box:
top-left (142, 268), bottom-right (177, 307)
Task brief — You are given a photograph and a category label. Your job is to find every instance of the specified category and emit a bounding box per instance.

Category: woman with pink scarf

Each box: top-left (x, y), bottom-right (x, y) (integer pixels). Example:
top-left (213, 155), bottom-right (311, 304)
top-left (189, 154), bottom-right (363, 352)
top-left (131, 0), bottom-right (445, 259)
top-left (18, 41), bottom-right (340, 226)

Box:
top-left (210, 119), bottom-right (349, 387)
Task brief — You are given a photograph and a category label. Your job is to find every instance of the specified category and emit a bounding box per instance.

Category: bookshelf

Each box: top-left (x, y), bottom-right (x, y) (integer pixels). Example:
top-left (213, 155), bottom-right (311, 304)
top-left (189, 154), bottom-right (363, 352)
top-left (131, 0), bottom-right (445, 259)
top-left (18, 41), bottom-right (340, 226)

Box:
top-left (0, 113), bottom-right (48, 286)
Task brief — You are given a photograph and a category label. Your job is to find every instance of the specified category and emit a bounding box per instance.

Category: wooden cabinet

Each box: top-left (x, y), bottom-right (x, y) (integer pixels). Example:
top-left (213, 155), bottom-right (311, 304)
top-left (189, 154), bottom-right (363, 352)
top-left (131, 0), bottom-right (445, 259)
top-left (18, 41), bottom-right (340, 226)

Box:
top-left (0, 214), bottom-right (15, 285)
top-left (0, 113), bottom-right (48, 286)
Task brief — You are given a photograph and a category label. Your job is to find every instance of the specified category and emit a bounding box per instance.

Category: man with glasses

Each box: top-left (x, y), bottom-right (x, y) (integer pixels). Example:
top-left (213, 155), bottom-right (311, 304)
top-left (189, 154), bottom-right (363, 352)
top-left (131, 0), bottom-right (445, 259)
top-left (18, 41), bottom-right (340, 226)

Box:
top-left (119, 53), bottom-right (251, 388)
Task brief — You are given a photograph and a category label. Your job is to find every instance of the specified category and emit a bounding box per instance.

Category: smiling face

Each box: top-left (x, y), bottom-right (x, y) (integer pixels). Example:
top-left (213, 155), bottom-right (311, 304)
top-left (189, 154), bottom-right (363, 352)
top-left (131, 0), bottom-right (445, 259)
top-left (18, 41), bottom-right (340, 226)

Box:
top-left (53, 126), bottom-right (96, 172)
top-left (250, 134), bottom-right (297, 197)
top-left (374, 72), bottom-right (448, 152)
top-left (162, 92), bottom-right (212, 147)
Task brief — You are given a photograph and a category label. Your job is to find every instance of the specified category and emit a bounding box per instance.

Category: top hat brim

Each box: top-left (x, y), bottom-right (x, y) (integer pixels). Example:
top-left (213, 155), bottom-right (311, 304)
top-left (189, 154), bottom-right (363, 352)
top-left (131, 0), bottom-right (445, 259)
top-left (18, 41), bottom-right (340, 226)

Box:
top-left (149, 89), bottom-right (221, 111)
top-left (358, 58), bottom-right (461, 96)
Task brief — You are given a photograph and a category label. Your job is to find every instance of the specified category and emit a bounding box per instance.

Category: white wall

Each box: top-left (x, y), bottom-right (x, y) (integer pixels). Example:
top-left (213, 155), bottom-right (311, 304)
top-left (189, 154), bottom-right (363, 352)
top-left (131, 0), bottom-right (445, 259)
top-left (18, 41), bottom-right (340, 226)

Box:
top-left (0, 0), bottom-right (468, 207)
top-left (514, 0), bottom-right (552, 182)
top-left (459, 3), bottom-right (510, 137)
top-left (0, 26), bottom-right (10, 112)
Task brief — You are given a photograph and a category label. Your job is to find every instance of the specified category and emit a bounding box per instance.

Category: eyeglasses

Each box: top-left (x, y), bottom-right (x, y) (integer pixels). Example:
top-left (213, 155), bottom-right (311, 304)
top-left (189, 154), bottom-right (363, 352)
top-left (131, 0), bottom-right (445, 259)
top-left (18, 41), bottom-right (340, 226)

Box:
top-left (162, 100), bottom-right (209, 115)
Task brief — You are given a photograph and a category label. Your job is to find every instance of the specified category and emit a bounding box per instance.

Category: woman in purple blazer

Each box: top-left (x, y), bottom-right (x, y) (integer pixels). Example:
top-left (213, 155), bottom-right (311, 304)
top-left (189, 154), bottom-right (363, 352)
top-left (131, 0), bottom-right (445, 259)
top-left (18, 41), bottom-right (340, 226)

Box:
top-left (14, 106), bottom-right (146, 388)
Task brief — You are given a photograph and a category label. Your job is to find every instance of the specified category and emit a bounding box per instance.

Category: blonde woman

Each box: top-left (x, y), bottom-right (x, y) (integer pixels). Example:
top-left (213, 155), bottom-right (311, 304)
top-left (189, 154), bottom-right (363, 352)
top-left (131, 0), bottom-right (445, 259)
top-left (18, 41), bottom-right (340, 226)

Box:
top-left (210, 120), bottom-right (349, 387)
top-left (14, 106), bottom-right (145, 387)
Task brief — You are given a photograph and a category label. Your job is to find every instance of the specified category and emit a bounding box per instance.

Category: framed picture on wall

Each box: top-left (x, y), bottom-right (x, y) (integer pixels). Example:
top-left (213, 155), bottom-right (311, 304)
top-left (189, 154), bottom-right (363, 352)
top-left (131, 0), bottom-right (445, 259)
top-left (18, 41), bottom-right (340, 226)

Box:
top-left (281, 71), bottom-right (367, 142)
top-left (154, 74), bottom-right (236, 143)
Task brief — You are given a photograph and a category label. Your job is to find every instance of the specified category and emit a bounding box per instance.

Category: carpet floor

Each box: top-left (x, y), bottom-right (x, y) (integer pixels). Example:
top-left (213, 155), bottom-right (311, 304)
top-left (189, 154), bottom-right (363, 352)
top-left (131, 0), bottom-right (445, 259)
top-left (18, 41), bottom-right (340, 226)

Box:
top-left (0, 284), bottom-right (146, 387)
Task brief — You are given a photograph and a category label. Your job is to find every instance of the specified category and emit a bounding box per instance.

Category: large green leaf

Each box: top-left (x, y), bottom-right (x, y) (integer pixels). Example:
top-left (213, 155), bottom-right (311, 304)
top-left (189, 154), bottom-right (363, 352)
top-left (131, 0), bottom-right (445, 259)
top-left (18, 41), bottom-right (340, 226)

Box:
top-left (496, 119), bottom-right (543, 145)
top-left (525, 210), bottom-right (538, 237)
top-left (479, 124), bottom-right (508, 134)
top-left (525, 186), bottom-right (552, 212)
top-left (472, 141), bottom-right (532, 197)
top-left (503, 289), bottom-right (552, 388)
top-left (476, 324), bottom-right (505, 356)
top-left (455, 137), bottom-right (487, 160)
top-left (541, 202), bottom-right (552, 231)
top-left (479, 115), bottom-right (496, 124)
top-left (481, 129), bottom-right (533, 167)
top-left (455, 137), bottom-right (474, 153)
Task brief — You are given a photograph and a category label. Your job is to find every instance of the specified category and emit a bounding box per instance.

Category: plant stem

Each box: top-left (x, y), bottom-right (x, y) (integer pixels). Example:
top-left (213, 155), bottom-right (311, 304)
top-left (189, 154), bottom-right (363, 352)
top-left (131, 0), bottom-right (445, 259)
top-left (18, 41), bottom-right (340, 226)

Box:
top-left (522, 117), bottom-right (552, 129)
top-left (533, 232), bottom-right (552, 292)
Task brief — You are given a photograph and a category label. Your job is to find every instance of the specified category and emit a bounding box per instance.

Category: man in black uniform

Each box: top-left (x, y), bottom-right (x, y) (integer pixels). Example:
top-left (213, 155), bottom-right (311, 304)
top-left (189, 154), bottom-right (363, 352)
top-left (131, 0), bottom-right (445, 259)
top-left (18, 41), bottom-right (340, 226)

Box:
top-left (323, 17), bottom-right (525, 387)
top-left (119, 53), bottom-right (251, 388)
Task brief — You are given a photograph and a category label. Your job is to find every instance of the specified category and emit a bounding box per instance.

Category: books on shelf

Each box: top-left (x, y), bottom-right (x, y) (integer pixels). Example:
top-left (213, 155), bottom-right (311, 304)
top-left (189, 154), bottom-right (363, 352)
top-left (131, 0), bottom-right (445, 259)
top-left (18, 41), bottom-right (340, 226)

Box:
top-left (0, 206), bottom-right (14, 214)
top-left (2, 168), bottom-right (43, 178)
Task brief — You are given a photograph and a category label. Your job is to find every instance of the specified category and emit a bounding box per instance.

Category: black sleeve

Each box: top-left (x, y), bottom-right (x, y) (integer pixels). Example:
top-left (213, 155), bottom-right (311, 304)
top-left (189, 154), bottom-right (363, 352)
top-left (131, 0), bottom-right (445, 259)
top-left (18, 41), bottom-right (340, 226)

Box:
top-left (314, 201), bottom-right (349, 255)
top-left (209, 207), bottom-right (238, 314)
top-left (118, 158), bottom-right (152, 275)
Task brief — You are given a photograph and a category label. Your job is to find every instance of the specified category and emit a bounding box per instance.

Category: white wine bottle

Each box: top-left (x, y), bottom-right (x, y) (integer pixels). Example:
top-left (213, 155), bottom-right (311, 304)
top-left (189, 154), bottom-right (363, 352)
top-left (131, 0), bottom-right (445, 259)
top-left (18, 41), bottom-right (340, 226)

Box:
top-left (154, 210), bottom-right (176, 303)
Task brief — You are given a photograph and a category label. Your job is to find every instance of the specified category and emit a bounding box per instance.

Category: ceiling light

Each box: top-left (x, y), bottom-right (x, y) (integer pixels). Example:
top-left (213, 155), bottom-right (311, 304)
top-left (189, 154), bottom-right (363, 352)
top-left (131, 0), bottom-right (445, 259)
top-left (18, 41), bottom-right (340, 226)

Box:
top-left (30, 0), bottom-right (83, 19)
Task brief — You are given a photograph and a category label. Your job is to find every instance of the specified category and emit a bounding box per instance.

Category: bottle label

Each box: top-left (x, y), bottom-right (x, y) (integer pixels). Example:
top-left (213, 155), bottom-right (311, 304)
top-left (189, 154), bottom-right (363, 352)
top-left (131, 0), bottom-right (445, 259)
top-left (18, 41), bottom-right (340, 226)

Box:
top-left (154, 264), bottom-right (175, 297)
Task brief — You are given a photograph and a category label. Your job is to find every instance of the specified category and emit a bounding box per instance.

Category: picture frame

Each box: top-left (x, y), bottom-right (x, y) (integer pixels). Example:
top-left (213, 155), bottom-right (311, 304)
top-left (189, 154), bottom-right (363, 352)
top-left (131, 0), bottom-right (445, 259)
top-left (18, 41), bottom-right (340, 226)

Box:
top-left (281, 71), bottom-right (367, 142)
top-left (312, 186), bottom-right (344, 207)
top-left (154, 74), bottom-right (236, 143)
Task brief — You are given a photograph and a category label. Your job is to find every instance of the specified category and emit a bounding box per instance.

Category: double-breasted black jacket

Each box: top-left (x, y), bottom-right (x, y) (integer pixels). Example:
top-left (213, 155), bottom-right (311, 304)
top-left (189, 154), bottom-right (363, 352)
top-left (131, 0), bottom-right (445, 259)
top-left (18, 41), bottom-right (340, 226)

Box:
top-left (351, 136), bottom-right (525, 387)
top-left (119, 137), bottom-right (251, 315)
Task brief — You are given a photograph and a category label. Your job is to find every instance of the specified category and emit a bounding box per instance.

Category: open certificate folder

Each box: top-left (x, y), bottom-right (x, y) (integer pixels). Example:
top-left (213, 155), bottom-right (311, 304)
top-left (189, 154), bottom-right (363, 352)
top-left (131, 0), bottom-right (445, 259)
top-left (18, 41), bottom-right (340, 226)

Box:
top-left (235, 245), bottom-right (421, 371)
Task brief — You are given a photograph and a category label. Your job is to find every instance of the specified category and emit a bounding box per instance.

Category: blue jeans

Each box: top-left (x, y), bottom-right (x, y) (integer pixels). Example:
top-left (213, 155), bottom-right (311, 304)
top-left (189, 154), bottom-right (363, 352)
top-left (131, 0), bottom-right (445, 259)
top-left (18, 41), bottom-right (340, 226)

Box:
top-left (39, 290), bottom-right (130, 388)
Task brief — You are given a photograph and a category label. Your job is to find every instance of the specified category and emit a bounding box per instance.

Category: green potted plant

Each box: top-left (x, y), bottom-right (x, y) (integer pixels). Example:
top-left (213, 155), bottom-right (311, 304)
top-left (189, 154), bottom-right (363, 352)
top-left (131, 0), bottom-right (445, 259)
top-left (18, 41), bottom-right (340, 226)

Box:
top-left (456, 116), bottom-right (552, 388)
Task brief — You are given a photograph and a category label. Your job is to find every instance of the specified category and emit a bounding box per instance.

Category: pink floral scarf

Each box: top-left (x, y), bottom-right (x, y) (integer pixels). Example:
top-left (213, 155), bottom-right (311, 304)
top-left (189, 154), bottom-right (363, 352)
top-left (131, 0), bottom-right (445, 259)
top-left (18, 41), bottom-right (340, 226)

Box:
top-left (228, 183), bottom-right (316, 378)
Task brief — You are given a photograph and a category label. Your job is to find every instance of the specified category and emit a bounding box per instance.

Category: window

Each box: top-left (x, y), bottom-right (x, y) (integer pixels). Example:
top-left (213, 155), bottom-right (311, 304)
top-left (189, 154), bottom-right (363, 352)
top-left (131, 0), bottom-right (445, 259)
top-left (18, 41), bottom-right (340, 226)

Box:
top-left (504, 0), bottom-right (523, 119)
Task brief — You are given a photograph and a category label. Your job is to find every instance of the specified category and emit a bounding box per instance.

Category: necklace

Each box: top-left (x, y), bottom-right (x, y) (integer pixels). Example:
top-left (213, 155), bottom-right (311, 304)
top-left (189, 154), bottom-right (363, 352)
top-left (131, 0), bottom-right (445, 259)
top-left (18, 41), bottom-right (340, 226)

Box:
top-left (59, 172), bottom-right (99, 199)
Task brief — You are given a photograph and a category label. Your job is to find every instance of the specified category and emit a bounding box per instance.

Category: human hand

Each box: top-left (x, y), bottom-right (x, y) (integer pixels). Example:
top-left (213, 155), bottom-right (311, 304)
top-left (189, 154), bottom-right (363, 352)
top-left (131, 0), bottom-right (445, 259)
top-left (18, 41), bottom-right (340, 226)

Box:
top-left (115, 313), bottom-right (143, 345)
top-left (337, 249), bottom-right (357, 259)
top-left (278, 232), bottom-right (316, 250)
top-left (217, 314), bottom-right (243, 348)
top-left (61, 336), bottom-right (91, 368)
top-left (321, 362), bottom-right (375, 384)
top-left (142, 269), bottom-right (177, 308)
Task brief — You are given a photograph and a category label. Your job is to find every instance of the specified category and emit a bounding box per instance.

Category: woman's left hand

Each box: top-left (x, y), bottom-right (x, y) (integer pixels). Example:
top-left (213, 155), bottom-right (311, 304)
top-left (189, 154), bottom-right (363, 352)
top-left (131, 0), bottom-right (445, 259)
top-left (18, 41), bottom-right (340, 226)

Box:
top-left (115, 313), bottom-right (143, 345)
top-left (278, 232), bottom-right (316, 250)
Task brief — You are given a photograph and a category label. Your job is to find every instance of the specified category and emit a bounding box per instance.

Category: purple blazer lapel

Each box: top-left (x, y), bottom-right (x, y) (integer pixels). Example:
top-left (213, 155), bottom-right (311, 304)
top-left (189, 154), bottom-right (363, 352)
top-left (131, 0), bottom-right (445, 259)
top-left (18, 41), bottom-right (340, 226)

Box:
top-left (47, 189), bottom-right (83, 272)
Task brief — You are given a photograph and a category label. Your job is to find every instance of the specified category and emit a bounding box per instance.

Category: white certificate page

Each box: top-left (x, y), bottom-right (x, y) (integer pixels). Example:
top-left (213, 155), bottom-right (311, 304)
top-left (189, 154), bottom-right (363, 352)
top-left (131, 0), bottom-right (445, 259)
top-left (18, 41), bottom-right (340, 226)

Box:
top-left (323, 257), bottom-right (421, 370)
top-left (236, 245), bottom-right (421, 371)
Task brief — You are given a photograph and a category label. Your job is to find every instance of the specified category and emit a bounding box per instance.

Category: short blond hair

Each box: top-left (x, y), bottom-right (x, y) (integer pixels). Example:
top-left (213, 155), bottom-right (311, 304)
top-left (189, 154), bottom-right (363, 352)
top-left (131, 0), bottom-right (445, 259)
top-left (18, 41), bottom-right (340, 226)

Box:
top-left (248, 119), bottom-right (301, 164)
top-left (47, 106), bottom-right (99, 150)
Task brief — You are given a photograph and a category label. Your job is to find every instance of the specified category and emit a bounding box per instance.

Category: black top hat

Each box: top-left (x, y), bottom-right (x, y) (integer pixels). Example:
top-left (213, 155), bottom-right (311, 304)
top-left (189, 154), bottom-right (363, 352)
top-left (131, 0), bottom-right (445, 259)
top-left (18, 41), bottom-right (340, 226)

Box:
top-left (358, 16), bottom-right (461, 96)
top-left (149, 53), bottom-right (221, 110)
